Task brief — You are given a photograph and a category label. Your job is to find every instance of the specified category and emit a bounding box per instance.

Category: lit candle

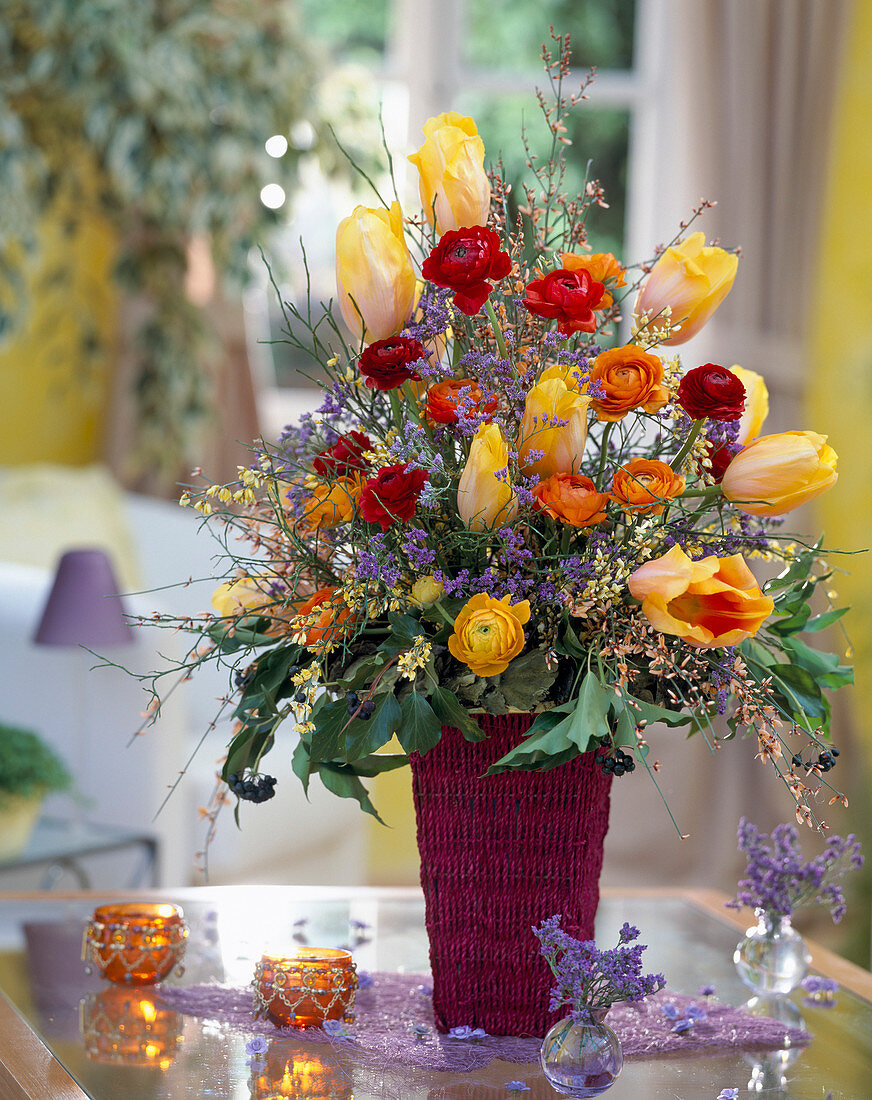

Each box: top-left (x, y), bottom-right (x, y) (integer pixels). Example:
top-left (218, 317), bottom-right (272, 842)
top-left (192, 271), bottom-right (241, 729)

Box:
top-left (253, 948), bottom-right (357, 1028)
top-left (82, 903), bottom-right (188, 985)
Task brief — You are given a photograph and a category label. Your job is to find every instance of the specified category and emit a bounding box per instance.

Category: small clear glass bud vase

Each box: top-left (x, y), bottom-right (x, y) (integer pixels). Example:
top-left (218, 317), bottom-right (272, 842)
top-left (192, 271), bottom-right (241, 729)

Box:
top-left (733, 908), bottom-right (811, 995)
top-left (540, 1006), bottom-right (623, 1097)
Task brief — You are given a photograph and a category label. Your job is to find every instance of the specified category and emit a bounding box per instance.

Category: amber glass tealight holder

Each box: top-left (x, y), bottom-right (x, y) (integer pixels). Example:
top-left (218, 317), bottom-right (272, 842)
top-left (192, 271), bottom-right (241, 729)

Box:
top-left (80, 987), bottom-right (185, 1067)
top-left (253, 949), bottom-right (357, 1028)
top-left (82, 903), bottom-right (188, 985)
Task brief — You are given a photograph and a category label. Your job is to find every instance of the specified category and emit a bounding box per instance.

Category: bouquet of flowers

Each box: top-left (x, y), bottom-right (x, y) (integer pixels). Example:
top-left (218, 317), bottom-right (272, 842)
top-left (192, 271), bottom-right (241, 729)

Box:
top-left (145, 34), bottom-right (851, 839)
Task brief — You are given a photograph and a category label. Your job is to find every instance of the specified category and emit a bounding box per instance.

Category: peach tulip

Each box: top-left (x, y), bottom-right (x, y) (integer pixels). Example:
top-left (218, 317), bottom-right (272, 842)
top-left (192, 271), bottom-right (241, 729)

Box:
top-left (517, 376), bottom-right (591, 480)
top-left (628, 544), bottom-right (774, 648)
top-left (635, 232), bottom-right (738, 345)
top-left (335, 201), bottom-right (416, 342)
top-left (730, 365), bottom-right (769, 445)
top-left (721, 431), bottom-right (838, 517)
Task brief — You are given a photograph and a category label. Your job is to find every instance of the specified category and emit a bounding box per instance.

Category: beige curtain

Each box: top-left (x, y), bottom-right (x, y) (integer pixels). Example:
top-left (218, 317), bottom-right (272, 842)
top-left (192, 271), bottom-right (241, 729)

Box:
top-left (603, 0), bottom-right (853, 898)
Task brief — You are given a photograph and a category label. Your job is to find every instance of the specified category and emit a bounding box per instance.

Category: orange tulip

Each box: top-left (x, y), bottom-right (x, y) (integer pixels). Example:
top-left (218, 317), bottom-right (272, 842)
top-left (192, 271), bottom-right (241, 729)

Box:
top-left (721, 431), bottom-right (838, 517)
top-left (297, 477), bottom-right (362, 531)
top-left (588, 345), bottom-right (669, 422)
top-left (457, 423), bottom-right (518, 530)
top-left (517, 376), bottom-right (590, 479)
top-left (628, 544), bottom-right (774, 648)
top-left (611, 459), bottom-right (685, 516)
top-left (533, 473), bottom-right (609, 527)
top-left (335, 201), bottom-right (416, 342)
top-left (634, 232), bottom-right (738, 345)
top-left (407, 112), bottom-right (490, 234)
top-left (294, 587), bottom-right (355, 652)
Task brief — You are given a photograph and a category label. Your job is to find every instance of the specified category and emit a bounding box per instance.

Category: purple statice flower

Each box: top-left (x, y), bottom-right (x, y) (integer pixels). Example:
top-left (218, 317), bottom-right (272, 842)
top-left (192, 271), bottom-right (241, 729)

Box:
top-left (414, 983), bottom-right (432, 997)
top-left (448, 1025), bottom-right (488, 1040)
top-left (802, 975), bottom-right (838, 1007)
top-left (411, 1022), bottom-right (430, 1038)
top-left (533, 914), bottom-right (665, 1020)
top-left (717, 1090), bottom-right (739, 1100)
top-left (244, 1036), bottom-right (268, 1056)
top-left (726, 818), bottom-right (863, 922)
top-left (698, 984), bottom-right (716, 997)
top-left (505, 1083), bottom-right (531, 1093)
top-left (402, 285), bottom-right (453, 355)
top-left (322, 1018), bottom-right (350, 1038)
top-left (356, 970), bottom-right (374, 990)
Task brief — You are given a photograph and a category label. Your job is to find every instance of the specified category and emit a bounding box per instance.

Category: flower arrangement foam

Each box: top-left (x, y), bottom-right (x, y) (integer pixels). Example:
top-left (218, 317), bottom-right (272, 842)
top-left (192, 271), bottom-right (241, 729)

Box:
top-left (136, 32), bottom-right (852, 841)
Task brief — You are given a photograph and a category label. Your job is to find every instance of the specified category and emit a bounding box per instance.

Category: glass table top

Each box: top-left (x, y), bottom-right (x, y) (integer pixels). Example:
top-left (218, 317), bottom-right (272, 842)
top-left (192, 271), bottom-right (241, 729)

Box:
top-left (0, 888), bottom-right (869, 1098)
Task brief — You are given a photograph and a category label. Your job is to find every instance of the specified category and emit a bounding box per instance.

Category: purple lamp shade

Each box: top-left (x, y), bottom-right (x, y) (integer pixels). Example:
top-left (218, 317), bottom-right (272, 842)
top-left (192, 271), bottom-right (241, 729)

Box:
top-left (33, 549), bottom-right (135, 647)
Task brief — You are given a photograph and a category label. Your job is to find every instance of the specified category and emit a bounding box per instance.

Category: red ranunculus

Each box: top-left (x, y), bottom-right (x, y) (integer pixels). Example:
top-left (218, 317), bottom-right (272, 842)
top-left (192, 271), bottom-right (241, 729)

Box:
top-left (421, 226), bottom-right (512, 315)
top-left (677, 363), bottom-right (746, 421)
top-left (706, 442), bottom-right (736, 483)
top-left (359, 463), bottom-right (428, 530)
top-left (523, 268), bottom-right (606, 335)
top-left (358, 337), bottom-right (427, 391)
top-left (425, 378), bottom-right (498, 425)
top-left (312, 430), bottom-right (373, 478)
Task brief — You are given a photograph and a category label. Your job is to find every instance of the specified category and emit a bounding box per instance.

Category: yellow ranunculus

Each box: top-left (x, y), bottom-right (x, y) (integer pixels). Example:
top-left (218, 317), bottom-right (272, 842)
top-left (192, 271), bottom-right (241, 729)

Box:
top-left (407, 112), bottom-right (491, 235)
top-left (335, 201), bottom-right (416, 342)
top-left (720, 431), bottom-right (838, 517)
top-left (458, 422), bottom-right (518, 530)
top-left (634, 232), bottom-right (738, 345)
top-left (211, 576), bottom-right (273, 618)
top-left (628, 544), bottom-right (774, 648)
top-left (517, 376), bottom-right (591, 480)
top-left (411, 575), bottom-right (444, 606)
top-left (447, 593), bottom-right (531, 677)
top-left (730, 364), bottom-right (769, 445)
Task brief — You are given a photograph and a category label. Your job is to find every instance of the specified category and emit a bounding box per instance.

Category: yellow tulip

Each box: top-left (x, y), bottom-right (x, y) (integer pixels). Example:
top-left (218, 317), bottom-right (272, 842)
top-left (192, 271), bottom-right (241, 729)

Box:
top-left (628, 544), bottom-right (773, 648)
top-left (634, 232), bottom-right (738, 345)
top-left (517, 376), bottom-right (591, 480)
top-left (730, 364), bottom-right (769, 444)
top-left (458, 422), bottom-right (518, 530)
top-left (211, 576), bottom-right (273, 618)
top-left (407, 112), bottom-right (491, 234)
top-left (721, 431), bottom-right (838, 517)
top-left (335, 201), bottom-right (416, 342)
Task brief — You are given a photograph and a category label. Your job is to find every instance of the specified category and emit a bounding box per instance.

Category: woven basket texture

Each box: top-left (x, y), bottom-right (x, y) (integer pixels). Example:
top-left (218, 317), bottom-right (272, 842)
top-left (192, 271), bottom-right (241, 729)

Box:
top-left (410, 712), bottom-right (612, 1037)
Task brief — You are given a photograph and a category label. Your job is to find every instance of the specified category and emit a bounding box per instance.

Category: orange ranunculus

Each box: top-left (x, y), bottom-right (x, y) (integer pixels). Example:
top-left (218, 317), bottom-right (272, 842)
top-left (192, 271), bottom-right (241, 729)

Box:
top-left (457, 422), bottom-right (518, 530)
top-left (628, 544), bottom-right (774, 648)
top-left (611, 459), bottom-right (686, 516)
top-left (588, 345), bottom-right (669, 422)
top-left (720, 431), bottom-right (838, 517)
top-left (730, 364), bottom-right (769, 445)
top-left (533, 473), bottom-right (610, 527)
top-left (517, 376), bottom-right (591, 479)
top-left (335, 201), bottom-right (416, 342)
top-left (634, 232), bottom-right (738, 345)
top-left (425, 378), bottom-right (497, 425)
top-left (294, 587), bottom-right (355, 652)
top-left (211, 575), bottom-right (273, 618)
top-left (297, 476), bottom-right (362, 531)
top-left (562, 252), bottom-right (626, 308)
top-left (447, 593), bottom-right (531, 677)
top-left (407, 112), bottom-right (490, 235)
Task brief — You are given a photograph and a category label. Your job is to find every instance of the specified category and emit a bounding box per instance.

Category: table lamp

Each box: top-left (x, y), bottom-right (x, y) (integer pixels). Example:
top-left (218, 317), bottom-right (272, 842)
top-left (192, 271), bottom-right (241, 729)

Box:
top-left (32, 549), bottom-right (134, 830)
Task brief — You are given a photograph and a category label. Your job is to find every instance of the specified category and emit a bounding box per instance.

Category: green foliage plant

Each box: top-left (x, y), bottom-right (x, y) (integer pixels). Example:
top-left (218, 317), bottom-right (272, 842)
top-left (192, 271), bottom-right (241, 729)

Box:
top-left (0, 722), bottom-right (72, 801)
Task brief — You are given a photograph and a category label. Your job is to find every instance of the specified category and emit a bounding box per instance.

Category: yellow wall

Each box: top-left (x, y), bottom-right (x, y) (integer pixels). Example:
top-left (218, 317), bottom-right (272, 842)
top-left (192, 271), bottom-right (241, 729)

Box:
top-left (0, 153), bottom-right (117, 466)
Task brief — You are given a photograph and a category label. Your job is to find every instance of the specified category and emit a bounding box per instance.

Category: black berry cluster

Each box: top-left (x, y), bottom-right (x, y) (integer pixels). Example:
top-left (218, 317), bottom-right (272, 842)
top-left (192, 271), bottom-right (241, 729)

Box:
top-left (227, 772), bottom-right (277, 802)
top-left (596, 747), bottom-right (636, 777)
top-left (234, 666), bottom-right (255, 690)
top-left (346, 691), bottom-right (375, 719)
top-left (791, 746), bottom-right (840, 773)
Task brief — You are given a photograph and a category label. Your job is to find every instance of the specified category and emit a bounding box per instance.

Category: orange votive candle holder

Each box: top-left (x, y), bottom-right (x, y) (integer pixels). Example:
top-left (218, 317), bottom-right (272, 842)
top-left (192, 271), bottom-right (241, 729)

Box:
top-left (253, 948), bottom-right (357, 1028)
top-left (79, 987), bottom-right (185, 1068)
top-left (82, 903), bottom-right (188, 985)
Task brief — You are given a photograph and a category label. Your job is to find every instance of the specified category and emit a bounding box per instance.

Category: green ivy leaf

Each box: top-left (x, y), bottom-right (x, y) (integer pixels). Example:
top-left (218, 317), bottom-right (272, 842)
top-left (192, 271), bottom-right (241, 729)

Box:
top-left (387, 612), bottom-right (424, 642)
top-left (318, 765), bottom-right (383, 822)
top-left (291, 739), bottom-right (312, 796)
top-left (346, 753), bottom-right (409, 777)
top-left (801, 607), bottom-right (849, 633)
top-left (499, 649), bottom-right (558, 710)
top-left (344, 692), bottom-right (402, 761)
top-left (309, 698), bottom-right (354, 761)
top-left (398, 691), bottom-right (442, 755)
top-left (429, 685), bottom-right (487, 741)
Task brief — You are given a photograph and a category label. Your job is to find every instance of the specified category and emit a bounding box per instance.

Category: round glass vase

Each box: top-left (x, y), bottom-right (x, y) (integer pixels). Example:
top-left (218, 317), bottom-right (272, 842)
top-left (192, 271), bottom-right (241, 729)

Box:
top-left (733, 908), bottom-right (811, 995)
top-left (540, 1007), bottom-right (623, 1097)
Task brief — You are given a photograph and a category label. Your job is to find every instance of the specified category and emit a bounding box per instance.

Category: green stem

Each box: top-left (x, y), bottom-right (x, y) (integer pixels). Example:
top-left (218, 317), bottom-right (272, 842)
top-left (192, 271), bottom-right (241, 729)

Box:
top-left (485, 298), bottom-right (509, 361)
top-left (595, 422), bottom-right (614, 491)
top-left (670, 419), bottom-right (705, 472)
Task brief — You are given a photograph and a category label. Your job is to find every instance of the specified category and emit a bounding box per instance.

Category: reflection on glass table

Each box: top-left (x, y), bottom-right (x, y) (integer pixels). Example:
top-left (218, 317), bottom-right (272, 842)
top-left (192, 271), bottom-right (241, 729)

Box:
top-left (0, 887), bottom-right (869, 1099)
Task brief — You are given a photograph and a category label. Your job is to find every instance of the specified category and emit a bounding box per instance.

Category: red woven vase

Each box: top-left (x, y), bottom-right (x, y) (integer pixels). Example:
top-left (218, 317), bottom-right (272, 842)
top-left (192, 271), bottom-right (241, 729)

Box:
top-left (410, 712), bottom-right (613, 1037)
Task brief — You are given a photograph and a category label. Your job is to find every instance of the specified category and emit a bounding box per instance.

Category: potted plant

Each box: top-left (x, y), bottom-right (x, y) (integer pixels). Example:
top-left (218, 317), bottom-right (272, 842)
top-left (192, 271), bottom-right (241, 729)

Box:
top-left (0, 723), bottom-right (72, 861)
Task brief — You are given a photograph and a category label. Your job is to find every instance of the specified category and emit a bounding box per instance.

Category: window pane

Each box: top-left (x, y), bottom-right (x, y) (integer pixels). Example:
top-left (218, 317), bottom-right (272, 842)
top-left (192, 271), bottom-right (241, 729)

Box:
top-left (298, 0), bottom-right (390, 63)
top-left (463, 0), bottom-right (636, 73)
top-left (456, 92), bottom-right (630, 257)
